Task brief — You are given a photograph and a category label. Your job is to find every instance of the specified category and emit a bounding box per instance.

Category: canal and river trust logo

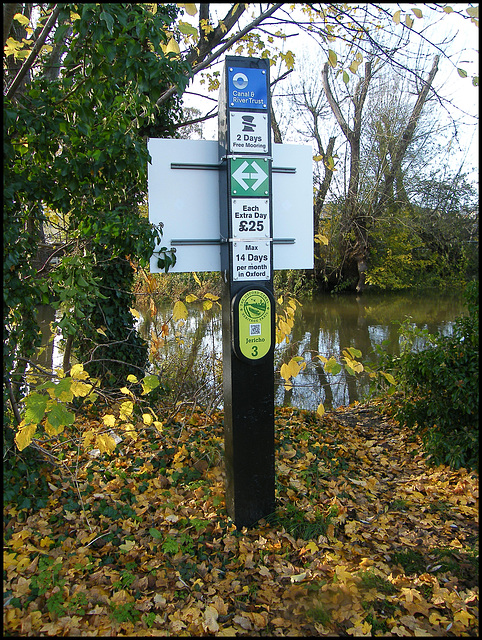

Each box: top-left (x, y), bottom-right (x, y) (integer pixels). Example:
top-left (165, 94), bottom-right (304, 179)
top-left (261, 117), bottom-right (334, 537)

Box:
top-left (241, 291), bottom-right (269, 321)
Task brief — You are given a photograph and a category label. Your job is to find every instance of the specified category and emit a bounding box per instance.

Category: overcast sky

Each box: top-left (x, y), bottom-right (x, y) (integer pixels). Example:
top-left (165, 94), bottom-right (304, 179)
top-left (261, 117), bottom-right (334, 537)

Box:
top-left (181, 4), bottom-right (478, 186)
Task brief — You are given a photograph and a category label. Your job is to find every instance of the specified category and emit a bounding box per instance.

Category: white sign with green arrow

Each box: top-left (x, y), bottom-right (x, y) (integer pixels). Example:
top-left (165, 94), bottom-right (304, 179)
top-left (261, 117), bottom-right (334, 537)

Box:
top-left (231, 158), bottom-right (269, 196)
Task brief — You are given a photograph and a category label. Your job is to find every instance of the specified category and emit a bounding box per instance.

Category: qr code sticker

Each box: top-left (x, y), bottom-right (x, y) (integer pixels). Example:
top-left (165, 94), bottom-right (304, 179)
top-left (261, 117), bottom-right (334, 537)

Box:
top-left (250, 324), bottom-right (261, 336)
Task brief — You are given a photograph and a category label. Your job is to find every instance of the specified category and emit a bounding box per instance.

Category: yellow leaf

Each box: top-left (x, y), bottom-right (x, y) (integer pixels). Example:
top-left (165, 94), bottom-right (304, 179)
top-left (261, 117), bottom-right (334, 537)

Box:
top-left (119, 401), bottom-right (134, 420)
top-left (71, 380), bottom-right (92, 397)
top-left (204, 293), bottom-right (219, 300)
top-left (165, 38), bottom-right (180, 55)
top-left (103, 414), bottom-right (116, 427)
top-left (381, 371), bottom-right (396, 385)
top-left (4, 37), bottom-right (22, 58)
top-left (287, 358), bottom-right (303, 378)
top-left (280, 363), bottom-right (291, 381)
top-left (454, 609), bottom-right (475, 625)
top-left (70, 12), bottom-right (81, 21)
top-left (204, 605), bottom-right (219, 633)
top-left (95, 433), bottom-right (117, 454)
top-left (127, 374), bottom-right (138, 383)
top-left (313, 154), bottom-right (324, 162)
top-left (83, 429), bottom-right (95, 448)
top-left (335, 564), bottom-right (354, 581)
top-left (317, 402), bottom-right (325, 417)
top-left (203, 300), bottom-right (213, 311)
top-left (314, 233), bottom-right (329, 245)
top-left (349, 60), bottom-right (360, 74)
top-left (119, 386), bottom-right (130, 396)
top-left (443, 6), bottom-right (453, 13)
top-left (192, 272), bottom-right (202, 285)
top-left (4, 552), bottom-right (17, 570)
top-left (412, 8), bottom-right (422, 18)
top-left (173, 300), bottom-right (188, 321)
top-left (40, 536), bottom-right (53, 548)
top-left (305, 541), bottom-right (319, 554)
top-left (393, 9), bottom-right (401, 24)
top-left (119, 539), bottom-right (136, 552)
top-left (185, 294), bottom-right (198, 302)
top-left (122, 423), bottom-right (138, 441)
top-left (130, 307), bottom-right (140, 319)
top-left (13, 13), bottom-right (30, 26)
top-left (405, 14), bottom-right (414, 28)
top-left (142, 413), bottom-right (153, 425)
top-left (153, 421), bottom-right (163, 433)
top-left (328, 49), bottom-right (337, 68)
top-left (283, 50), bottom-right (295, 70)
top-left (44, 419), bottom-right (64, 437)
top-left (96, 327), bottom-right (107, 336)
top-left (466, 6), bottom-right (478, 18)
top-left (178, 3), bottom-right (198, 16)
top-left (15, 421), bottom-right (36, 451)
top-left (70, 363), bottom-right (89, 380)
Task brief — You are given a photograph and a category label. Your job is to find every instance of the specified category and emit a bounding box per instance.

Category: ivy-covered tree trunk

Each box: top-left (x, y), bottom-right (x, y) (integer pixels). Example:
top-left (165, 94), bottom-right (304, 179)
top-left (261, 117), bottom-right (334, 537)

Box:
top-left (74, 249), bottom-right (148, 387)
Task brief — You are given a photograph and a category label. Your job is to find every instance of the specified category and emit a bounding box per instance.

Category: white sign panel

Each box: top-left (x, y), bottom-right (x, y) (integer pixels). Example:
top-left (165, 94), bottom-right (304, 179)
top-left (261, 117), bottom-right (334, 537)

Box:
top-left (148, 140), bottom-right (313, 273)
top-left (148, 139), bottom-right (220, 273)
top-left (231, 198), bottom-right (270, 238)
top-left (233, 241), bottom-right (270, 281)
top-left (229, 112), bottom-right (269, 154)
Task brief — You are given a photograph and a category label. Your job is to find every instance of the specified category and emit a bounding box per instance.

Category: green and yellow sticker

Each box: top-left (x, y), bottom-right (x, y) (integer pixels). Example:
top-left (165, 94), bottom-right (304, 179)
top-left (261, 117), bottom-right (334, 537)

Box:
top-left (237, 289), bottom-right (272, 360)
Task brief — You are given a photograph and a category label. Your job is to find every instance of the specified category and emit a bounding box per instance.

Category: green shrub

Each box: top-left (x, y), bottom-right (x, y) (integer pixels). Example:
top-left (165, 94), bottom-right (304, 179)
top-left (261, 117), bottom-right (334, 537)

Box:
top-left (395, 281), bottom-right (478, 470)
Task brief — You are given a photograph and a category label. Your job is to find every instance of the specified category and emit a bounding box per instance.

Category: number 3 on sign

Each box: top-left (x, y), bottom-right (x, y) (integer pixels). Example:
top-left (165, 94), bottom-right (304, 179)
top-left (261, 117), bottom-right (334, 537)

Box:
top-left (252, 345), bottom-right (258, 357)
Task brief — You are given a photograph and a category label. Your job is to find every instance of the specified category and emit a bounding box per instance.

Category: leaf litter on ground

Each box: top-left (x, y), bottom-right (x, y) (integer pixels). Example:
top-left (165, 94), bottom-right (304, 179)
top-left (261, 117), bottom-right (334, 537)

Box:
top-left (4, 400), bottom-right (478, 636)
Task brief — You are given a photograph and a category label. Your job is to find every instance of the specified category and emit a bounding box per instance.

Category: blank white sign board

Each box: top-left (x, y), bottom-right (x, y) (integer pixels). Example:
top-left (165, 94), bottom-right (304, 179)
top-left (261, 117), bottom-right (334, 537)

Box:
top-left (148, 139), bottom-right (313, 273)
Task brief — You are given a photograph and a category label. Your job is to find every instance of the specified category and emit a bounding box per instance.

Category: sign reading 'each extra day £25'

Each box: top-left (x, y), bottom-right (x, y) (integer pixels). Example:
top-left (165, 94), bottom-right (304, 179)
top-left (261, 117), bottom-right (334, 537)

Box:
top-left (228, 67), bottom-right (268, 109)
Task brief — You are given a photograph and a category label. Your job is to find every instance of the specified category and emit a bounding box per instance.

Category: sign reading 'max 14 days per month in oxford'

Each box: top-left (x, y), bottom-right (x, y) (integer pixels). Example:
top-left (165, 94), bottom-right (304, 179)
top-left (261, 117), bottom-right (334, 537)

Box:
top-left (233, 240), bottom-right (270, 281)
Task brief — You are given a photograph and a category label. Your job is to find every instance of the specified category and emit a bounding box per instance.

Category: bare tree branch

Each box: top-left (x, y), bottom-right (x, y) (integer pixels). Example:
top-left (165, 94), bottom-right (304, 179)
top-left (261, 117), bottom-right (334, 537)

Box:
top-left (154, 3), bottom-right (284, 108)
top-left (374, 55), bottom-right (440, 218)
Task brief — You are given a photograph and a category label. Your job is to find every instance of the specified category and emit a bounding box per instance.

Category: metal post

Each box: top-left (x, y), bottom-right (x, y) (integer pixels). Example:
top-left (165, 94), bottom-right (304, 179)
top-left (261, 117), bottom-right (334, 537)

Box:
top-left (218, 56), bottom-right (275, 528)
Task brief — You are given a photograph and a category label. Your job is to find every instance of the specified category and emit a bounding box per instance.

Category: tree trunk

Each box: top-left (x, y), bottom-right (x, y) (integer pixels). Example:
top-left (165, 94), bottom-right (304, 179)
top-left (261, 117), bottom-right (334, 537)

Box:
top-left (372, 56), bottom-right (440, 220)
top-left (322, 61), bottom-right (372, 292)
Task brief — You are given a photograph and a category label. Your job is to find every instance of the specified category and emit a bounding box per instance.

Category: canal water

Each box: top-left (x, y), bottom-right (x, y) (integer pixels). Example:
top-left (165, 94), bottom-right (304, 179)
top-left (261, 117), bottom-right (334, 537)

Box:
top-left (135, 289), bottom-right (467, 412)
top-left (34, 290), bottom-right (466, 412)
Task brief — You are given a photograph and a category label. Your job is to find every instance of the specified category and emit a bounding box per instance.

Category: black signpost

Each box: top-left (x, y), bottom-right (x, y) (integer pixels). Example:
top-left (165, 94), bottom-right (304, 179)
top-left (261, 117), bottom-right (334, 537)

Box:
top-left (148, 55), bottom-right (313, 529)
top-left (218, 56), bottom-right (276, 528)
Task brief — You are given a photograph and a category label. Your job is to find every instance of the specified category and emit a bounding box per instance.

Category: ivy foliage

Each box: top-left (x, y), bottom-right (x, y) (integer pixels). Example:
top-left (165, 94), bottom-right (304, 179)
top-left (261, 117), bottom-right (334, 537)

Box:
top-left (4, 4), bottom-right (191, 408)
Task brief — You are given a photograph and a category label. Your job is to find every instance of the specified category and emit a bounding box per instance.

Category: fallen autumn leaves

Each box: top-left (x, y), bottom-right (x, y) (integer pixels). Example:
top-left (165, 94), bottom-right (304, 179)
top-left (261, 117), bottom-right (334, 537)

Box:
top-left (4, 402), bottom-right (478, 636)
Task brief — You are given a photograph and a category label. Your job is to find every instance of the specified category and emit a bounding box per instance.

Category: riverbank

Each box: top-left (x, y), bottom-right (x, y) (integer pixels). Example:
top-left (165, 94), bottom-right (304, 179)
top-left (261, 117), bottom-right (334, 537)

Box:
top-left (4, 400), bottom-right (478, 636)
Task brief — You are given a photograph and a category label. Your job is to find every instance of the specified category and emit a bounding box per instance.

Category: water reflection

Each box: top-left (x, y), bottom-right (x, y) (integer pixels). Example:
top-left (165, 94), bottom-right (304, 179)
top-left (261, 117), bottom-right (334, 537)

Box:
top-left (138, 290), bottom-right (465, 412)
top-left (276, 291), bottom-right (464, 411)
top-left (33, 291), bottom-right (465, 411)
